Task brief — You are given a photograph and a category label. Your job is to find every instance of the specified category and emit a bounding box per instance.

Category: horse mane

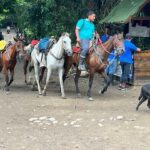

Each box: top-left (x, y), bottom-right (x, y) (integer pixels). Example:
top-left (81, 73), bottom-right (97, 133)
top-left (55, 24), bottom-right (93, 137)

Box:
top-left (103, 36), bottom-right (114, 47)
top-left (61, 32), bottom-right (70, 37)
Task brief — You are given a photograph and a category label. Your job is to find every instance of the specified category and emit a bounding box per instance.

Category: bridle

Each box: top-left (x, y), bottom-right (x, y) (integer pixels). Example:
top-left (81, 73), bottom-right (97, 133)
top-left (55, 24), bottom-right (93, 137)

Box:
top-left (91, 36), bottom-right (123, 66)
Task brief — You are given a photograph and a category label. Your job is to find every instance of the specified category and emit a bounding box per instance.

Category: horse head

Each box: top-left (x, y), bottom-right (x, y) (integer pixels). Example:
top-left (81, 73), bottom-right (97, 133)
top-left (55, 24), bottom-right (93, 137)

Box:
top-left (113, 34), bottom-right (125, 56)
top-left (15, 40), bottom-right (24, 52)
top-left (61, 32), bottom-right (72, 56)
top-left (14, 40), bottom-right (25, 60)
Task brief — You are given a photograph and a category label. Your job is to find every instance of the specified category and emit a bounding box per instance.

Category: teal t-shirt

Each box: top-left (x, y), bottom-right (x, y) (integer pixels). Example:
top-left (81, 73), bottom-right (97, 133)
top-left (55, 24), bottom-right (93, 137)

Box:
top-left (76, 19), bottom-right (95, 40)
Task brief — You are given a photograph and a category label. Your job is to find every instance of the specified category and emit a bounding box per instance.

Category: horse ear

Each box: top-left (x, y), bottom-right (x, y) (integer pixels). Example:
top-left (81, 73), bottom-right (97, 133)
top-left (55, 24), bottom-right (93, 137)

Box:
top-left (114, 34), bottom-right (117, 39)
top-left (61, 32), bottom-right (69, 37)
top-left (13, 37), bottom-right (18, 42)
top-left (61, 32), bottom-right (66, 36)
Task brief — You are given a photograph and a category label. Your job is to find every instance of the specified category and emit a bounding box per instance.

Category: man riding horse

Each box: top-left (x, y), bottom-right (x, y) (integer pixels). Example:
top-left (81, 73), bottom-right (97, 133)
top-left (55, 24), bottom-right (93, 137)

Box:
top-left (75, 11), bottom-right (96, 71)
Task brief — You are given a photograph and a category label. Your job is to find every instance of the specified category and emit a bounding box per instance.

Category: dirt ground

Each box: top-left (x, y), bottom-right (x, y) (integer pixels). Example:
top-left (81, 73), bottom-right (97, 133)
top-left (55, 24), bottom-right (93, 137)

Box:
top-left (0, 29), bottom-right (150, 150)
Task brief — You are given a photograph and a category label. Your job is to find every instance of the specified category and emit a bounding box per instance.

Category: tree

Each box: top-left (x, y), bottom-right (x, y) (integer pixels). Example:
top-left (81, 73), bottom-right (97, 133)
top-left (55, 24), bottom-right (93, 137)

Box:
top-left (1, 0), bottom-right (121, 41)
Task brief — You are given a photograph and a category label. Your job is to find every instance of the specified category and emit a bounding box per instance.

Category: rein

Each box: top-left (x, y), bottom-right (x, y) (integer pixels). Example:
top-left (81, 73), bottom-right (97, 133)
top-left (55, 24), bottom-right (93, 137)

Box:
top-left (92, 42), bottom-right (107, 66)
top-left (97, 38), bottom-right (116, 55)
top-left (91, 37), bottom-right (119, 67)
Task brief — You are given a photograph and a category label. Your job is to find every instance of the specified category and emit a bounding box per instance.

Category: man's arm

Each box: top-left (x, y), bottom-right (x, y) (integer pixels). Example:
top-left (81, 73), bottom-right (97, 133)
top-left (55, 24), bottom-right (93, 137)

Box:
top-left (129, 42), bottom-right (141, 52)
top-left (75, 27), bottom-right (80, 42)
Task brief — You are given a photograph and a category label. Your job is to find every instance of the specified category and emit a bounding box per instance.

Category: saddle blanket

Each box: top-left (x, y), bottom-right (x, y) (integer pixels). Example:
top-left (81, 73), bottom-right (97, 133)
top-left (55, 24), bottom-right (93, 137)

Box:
top-left (72, 46), bottom-right (80, 53)
top-left (0, 40), bottom-right (7, 51)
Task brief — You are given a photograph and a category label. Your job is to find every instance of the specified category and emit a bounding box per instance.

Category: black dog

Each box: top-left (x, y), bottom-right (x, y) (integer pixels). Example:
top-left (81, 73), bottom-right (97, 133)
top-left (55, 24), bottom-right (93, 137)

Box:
top-left (136, 84), bottom-right (150, 111)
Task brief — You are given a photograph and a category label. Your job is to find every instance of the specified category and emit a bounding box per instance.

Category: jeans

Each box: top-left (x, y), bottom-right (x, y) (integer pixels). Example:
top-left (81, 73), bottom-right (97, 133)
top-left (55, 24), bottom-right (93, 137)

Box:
top-left (106, 58), bottom-right (118, 75)
top-left (120, 62), bottom-right (131, 84)
top-left (80, 40), bottom-right (90, 58)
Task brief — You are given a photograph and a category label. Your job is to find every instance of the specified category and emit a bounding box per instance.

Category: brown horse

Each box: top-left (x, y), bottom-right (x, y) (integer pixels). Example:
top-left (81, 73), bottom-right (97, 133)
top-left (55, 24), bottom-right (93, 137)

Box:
top-left (23, 49), bottom-right (46, 85)
top-left (23, 44), bottom-right (35, 84)
top-left (63, 35), bottom-right (124, 100)
top-left (0, 40), bottom-right (24, 91)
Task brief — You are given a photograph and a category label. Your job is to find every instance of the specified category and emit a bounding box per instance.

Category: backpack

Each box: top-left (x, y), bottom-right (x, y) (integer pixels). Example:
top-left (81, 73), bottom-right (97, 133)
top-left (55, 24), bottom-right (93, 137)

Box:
top-left (38, 38), bottom-right (49, 53)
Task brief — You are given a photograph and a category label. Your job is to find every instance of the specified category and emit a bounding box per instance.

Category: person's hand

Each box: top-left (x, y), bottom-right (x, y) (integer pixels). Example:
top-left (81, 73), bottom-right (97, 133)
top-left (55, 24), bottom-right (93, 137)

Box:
top-left (76, 37), bottom-right (80, 43)
top-left (137, 48), bottom-right (141, 52)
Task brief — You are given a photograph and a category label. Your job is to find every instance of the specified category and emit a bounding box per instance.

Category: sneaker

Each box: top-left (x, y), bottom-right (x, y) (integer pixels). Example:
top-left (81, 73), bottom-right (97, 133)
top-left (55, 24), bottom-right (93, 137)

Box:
top-left (118, 83), bottom-right (126, 90)
top-left (78, 65), bottom-right (86, 71)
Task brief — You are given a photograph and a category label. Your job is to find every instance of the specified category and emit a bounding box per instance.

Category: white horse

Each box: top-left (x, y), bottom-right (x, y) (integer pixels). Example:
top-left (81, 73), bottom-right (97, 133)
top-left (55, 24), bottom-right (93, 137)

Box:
top-left (31, 38), bottom-right (56, 94)
top-left (42, 33), bottom-right (72, 98)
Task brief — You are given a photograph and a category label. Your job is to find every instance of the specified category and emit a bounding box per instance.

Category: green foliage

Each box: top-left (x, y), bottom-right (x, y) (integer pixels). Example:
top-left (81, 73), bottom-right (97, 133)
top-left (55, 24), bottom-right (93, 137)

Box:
top-left (0, 0), bottom-right (121, 42)
top-left (133, 37), bottom-right (150, 50)
top-left (22, 0), bottom-right (84, 41)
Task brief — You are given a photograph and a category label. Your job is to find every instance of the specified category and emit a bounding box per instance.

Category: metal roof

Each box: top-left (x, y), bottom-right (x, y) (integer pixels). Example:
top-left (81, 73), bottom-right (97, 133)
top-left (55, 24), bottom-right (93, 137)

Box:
top-left (100, 0), bottom-right (150, 24)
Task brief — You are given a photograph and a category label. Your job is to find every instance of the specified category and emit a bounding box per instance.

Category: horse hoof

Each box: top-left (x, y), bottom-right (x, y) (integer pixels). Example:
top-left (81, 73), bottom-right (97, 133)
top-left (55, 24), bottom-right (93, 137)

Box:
top-left (32, 87), bottom-right (37, 91)
top-left (42, 92), bottom-right (46, 96)
top-left (26, 82), bottom-right (32, 85)
top-left (5, 87), bottom-right (10, 91)
top-left (88, 97), bottom-right (94, 101)
top-left (62, 96), bottom-right (67, 99)
top-left (99, 90), bottom-right (104, 94)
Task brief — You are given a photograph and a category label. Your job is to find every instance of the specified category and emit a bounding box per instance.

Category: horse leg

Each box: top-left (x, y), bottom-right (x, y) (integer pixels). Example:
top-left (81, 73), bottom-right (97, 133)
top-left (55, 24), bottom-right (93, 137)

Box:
top-left (33, 63), bottom-right (42, 95)
top-left (23, 60), bottom-right (29, 84)
top-left (3, 69), bottom-right (9, 91)
top-left (39, 67), bottom-right (46, 83)
top-left (136, 96), bottom-right (147, 111)
top-left (99, 71), bottom-right (110, 94)
top-left (8, 69), bottom-right (14, 86)
top-left (42, 68), bottom-right (52, 96)
top-left (74, 68), bottom-right (81, 97)
top-left (87, 71), bottom-right (95, 101)
top-left (63, 59), bottom-right (73, 82)
top-left (28, 65), bottom-right (34, 85)
top-left (147, 99), bottom-right (150, 109)
top-left (59, 68), bottom-right (66, 99)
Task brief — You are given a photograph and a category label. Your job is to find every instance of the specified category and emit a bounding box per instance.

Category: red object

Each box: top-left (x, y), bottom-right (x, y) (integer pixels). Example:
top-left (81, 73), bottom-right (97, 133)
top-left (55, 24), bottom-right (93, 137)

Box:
top-left (72, 46), bottom-right (80, 53)
top-left (31, 40), bottom-right (39, 46)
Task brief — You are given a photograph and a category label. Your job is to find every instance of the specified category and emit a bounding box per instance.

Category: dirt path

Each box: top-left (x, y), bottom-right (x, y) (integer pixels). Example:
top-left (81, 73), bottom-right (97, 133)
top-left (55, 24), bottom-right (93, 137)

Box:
top-left (0, 29), bottom-right (150, 150)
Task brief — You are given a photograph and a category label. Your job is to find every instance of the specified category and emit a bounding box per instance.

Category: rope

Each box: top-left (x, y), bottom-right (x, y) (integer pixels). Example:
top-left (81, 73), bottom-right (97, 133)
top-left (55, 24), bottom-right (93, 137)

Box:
top-left (49, 51), bottom-right (64, 61)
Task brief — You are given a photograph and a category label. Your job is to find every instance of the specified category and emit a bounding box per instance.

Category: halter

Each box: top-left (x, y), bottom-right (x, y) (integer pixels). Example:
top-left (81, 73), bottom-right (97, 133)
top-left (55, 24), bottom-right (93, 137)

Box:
top-left (49, 35), bottom-right (71, 61)
top-left (91, 36), bottom-right (123, 67)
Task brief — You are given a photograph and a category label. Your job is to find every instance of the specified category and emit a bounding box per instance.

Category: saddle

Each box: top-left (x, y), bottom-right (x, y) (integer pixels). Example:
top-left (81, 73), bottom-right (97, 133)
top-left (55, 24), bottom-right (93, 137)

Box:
top-left (38, 38), bottom-right (50, 53)
top-left (0, 41), bottom-right (12, 53)
top-left (72, 46), bottom-right (80, 53)
top-left (0, 40), bottom-right (7, 52)
top-left (39, 38), bottom-right (56, 67)
top-left (72, 41), bottom-right (94, 54)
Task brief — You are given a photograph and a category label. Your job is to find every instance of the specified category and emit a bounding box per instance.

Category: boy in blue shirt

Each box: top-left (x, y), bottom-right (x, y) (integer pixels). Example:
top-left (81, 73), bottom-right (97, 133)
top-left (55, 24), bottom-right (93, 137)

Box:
top-left (75, 11), bottom-right (96, 71)
top-left (100, 26), bottom-right (110, 43)
top-left (106, 49), bottom-right (119, 85)
top-left (119, 33), bottom-right (141, 90)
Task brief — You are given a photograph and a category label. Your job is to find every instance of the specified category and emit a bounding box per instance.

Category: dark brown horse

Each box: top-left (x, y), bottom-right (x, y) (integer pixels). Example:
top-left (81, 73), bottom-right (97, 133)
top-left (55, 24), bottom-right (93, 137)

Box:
top-left (63, 35), bottom-right (124, 100)
top-left (0, 40), bottom-right (24, 91)
top-left (23, 41), bottom-right (39, 84)
top-left (22, 49), bottom-right (46, 86)
top-left (23, 44), bottom-right (33, 84)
